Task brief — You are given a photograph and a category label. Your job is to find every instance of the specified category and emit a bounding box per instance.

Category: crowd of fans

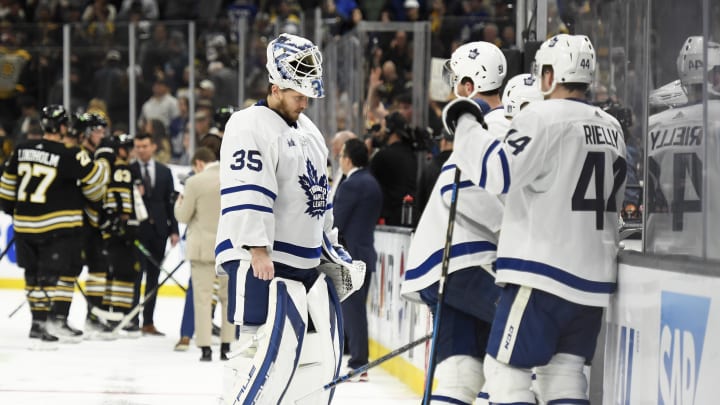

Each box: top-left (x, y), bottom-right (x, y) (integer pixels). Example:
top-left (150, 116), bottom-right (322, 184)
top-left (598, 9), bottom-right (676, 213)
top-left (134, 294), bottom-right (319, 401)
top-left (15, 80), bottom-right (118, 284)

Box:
top-left (0, 0), bottom-right (524, 166)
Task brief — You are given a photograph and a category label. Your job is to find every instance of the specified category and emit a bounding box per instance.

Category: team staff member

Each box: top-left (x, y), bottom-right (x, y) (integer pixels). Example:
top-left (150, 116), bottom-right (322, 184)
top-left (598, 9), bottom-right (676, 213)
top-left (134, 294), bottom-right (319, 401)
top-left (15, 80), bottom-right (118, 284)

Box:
top-left (130, 132), bottom-right (180, 336)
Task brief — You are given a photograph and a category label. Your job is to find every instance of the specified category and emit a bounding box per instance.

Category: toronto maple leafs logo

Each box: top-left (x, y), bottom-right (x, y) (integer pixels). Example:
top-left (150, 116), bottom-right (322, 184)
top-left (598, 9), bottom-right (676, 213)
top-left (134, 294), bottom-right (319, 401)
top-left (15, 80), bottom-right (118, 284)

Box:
top-left (523, 75), bottom-right (536, 86)
top-left (468, 48), bottom-right (479, 60)
top-left (298, 159), bottom-right (328, 219)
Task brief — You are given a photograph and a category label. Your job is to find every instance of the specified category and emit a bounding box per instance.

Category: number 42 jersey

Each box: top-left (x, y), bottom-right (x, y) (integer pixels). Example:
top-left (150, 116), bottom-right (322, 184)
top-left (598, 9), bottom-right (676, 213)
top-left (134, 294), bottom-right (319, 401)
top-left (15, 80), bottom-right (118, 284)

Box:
top-left (452, 98), bottom-right (627, 307)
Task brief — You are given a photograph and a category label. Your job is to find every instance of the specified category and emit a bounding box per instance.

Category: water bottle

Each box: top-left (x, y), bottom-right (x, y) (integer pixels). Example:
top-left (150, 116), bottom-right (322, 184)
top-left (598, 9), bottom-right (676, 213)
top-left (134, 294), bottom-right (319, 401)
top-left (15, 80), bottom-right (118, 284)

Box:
top-left (401, 194), bottom-right (414, 227)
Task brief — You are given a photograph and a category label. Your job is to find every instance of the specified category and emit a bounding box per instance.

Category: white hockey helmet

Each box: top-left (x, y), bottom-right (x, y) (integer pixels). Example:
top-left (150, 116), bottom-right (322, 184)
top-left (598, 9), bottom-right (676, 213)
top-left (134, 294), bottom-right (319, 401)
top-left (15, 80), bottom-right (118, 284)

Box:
top-left (533, 34), bottom-right (595, 96)
top-left (676, 36), bottom-right (720, 96)
top-left (446, 41), bottom-right (507, 98)
top-left (502, 74), bottom-right (544, 117)
top-left (266, 33), bottom-right (325, 98)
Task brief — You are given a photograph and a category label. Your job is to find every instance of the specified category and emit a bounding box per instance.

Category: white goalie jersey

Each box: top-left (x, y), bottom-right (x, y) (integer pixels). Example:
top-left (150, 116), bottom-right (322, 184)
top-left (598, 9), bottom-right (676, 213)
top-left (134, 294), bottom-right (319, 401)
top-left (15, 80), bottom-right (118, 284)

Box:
top-left (215, 103), bottom-right (337, 270)
top-left (452, 99), bottom-right (627, 307)
top-left (402, 107), bottom-right (508, 298)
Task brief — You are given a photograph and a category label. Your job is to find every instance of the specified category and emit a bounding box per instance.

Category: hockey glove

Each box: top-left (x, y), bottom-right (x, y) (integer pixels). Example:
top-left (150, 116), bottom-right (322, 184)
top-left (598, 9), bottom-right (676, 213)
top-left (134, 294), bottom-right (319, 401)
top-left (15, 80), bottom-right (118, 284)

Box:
top-left (442, 97), bottom-right (488, 135)
top-left (318, 260), bottom-right (366, 301)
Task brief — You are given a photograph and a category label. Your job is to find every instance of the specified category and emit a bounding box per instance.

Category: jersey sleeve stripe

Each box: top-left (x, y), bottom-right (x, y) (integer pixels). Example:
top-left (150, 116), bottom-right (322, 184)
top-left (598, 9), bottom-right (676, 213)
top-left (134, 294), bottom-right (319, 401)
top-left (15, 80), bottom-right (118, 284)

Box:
top-left (440, 179), bottom-right (474, 196)
top-left (0, 188), bottom-right (15, 200)
top-left (404, 241), bottom-right (497, 281)
top-left (215, 238), bottom-right (234, 256)
top-left (495, 257), bottom-right (616, 294)
top-left (80, 163), bottom-right (100, 183)
top-left (441, 163), bottom-right (457, 172)
top-left (221, 204), bottom-right (273, 215)
top-left (221, 184), bottom-right (277, 200)
top-left (498, 149), bottom-right (511, 193)
top-left (480, 140), bottom-right (501, 188)
top-left (272, 241), bottom-right (322, 259)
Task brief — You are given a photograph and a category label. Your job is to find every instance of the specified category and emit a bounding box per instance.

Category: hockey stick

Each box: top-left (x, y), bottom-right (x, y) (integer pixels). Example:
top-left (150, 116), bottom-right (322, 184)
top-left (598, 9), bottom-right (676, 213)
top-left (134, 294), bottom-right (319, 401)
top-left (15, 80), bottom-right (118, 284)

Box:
top-left (422, 167), bottom-right (462, 405)
top-left (74, 280), bottom-right (124, 322)
top-left (133, 240), bottom-right (187, 292)
top-left (295, 334), bottom-right (432, 404)
top-left (0, 236), bottom-right (14, 262)
top-left (111, 259), bottom-right (186, 333)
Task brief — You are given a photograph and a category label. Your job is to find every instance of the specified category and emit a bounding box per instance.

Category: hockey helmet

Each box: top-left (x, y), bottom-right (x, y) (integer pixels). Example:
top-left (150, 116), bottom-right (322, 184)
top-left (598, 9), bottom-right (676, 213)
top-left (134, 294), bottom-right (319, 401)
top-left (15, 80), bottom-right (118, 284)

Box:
top-left (107, 132), bottom-right (134, 152)
top-left (676, 36), bottom-right (720, 96)
top-left (40, 104), bottom-right (69, 133)
top-left (214, 105), bottom-right (237, 132)
top-left (502, 74), bottom-right (544, 117)
top-left (446, 41), bottom-right (507, 98)
top-left (533, 34), bottom-right (596, 96)
top-left (266, 33), bottom-right (324, 98)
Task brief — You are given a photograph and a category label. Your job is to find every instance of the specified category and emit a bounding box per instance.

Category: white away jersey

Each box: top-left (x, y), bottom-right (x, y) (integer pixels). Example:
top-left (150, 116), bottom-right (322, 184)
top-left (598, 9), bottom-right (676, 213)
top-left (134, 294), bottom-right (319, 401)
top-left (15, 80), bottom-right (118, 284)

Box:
top-left (645, 100), bottom-right (720, 258)
top-left (215, 104), bottom-right (334, 270)
top-left (402, 107), bottom-right (507, 298)
top-left (452, 99), bottom-right (627, 307)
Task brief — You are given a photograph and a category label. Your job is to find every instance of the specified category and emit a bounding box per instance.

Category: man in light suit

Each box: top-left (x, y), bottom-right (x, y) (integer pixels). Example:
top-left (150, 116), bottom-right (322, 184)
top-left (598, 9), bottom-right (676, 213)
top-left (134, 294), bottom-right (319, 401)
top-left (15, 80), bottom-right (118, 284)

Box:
top-left (131, 132), bottom-right (180, 336)
top-left (174, 147), bottom-right (235, 361)
top-left (332, 138), bottom-right (383, 381)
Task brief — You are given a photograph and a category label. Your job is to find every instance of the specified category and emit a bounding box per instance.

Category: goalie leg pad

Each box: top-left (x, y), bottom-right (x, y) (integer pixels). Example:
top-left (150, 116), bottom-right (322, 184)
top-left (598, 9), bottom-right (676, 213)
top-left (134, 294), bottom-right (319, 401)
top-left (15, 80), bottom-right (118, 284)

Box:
top-left (532, 353), bottom-right (588, 404)
top-left (482, 354), bottom-right (535, 404)
top-left (431, 355), bottom-right (485, 405)
top-left (284, 273), bottom-right (344, 405)
top-left (230, 277), bottom-right (307, 405)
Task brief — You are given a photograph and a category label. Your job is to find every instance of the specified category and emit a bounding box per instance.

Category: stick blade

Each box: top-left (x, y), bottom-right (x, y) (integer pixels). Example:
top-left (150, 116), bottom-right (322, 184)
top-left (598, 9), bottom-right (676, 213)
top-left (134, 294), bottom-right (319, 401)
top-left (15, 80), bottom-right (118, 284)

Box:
top-left (90, 307), bottom-right (124, 322)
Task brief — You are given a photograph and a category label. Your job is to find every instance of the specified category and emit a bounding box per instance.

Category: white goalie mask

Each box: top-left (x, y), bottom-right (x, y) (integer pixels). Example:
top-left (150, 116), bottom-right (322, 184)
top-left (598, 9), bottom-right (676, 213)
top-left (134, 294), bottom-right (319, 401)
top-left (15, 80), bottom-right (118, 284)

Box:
top-left (533, 34), bottom-right (595, 96)
top-left (445, 41), bottom-right (507, 98)
top-left (502, 73), bottom-right (544, 117)
top-left (266, 33), bottom-right (325, 98)
top-left (676, 36), bottom-right (720, 97)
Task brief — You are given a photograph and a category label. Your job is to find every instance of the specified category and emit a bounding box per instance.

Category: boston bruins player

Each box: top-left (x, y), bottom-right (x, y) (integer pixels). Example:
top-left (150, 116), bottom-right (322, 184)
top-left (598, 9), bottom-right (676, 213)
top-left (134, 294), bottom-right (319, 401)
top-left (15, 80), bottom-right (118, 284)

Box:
top-left (0, 105), bottom-right (107, 344)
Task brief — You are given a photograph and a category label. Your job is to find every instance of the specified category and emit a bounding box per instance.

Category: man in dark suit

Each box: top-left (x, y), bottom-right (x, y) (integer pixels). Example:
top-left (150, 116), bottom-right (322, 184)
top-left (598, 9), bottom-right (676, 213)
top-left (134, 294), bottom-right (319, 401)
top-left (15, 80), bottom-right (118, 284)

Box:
top-left (131, 132), bottom-right (180, 336)
top-left (332, 138), bottom-right (383, 381)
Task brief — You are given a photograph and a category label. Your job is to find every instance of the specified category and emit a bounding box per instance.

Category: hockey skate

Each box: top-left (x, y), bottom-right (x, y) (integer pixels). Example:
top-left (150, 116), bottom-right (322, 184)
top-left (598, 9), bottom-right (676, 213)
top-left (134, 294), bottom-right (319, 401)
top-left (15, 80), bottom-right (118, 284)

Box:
top-left (84, 316), bottom-right (117, 341)
top-left (28, 321), bottom-right (59, 351)
top-left (47, 315), bottom-right (83, 343)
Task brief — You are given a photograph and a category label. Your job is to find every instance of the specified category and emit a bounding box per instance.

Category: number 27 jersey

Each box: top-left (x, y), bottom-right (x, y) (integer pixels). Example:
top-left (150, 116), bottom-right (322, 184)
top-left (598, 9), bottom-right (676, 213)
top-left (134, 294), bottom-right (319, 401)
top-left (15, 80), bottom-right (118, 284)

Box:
top-left (453, 99), bottom-right (627, 307)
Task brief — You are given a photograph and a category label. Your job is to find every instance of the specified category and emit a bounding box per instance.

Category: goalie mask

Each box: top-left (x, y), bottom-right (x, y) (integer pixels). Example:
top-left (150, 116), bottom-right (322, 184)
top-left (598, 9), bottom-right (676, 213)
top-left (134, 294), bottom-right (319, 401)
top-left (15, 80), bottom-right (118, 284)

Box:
top-left (266, 33), bottom-right (325, 98)
top-left (502, 74), bottom-right (544, 118)
top-left (676, 36), bottom-right (720, 97)
top-left (446, 41), bottom-right (507, 98)
top-left (533, 34), bottom-right (595, 96)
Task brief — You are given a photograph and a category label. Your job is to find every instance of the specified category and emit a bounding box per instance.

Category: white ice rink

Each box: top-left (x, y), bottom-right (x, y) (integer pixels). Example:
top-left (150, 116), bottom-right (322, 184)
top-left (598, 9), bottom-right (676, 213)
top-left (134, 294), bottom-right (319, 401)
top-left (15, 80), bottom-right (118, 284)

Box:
top-left (0, 288), bottom-right (421, 405)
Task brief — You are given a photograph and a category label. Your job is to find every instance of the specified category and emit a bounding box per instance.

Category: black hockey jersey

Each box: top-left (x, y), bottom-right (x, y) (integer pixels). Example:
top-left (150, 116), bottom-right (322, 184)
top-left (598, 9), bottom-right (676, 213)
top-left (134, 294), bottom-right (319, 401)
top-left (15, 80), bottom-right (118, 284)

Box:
top-left (0, 139), bottom-right (106, 237)
top-left (101, 157), bottom-right (136, 240)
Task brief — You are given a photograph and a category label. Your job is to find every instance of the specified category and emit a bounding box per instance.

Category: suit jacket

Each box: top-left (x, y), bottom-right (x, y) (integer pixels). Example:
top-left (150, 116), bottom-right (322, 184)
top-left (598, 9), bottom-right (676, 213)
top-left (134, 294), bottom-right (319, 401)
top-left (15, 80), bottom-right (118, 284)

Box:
top-left (332, 167), bottom-right (383, 272)
top-left (131, 159), bottom-right (179, 238)
top-left (174, 162), bottom-right (220, 263)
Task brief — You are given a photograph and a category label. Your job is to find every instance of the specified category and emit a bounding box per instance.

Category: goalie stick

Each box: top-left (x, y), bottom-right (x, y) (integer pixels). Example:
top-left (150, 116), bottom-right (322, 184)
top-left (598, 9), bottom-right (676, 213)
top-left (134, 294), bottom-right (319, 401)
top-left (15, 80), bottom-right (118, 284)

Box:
top-left (422, 167), bottom-right (461, 405)
top-left (294, 334), bottom-right (432, 404)
top-left (74, 281), bottom-right (124, 322)
top-left (111, 259), bottom-right (186, 334)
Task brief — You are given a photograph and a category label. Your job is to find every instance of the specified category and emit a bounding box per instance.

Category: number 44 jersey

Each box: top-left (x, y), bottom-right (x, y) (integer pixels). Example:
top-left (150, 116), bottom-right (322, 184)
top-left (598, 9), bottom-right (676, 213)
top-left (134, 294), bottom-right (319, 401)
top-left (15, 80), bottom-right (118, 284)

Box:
top-left (452, 98), bottom-right (627, 307)
top-left (0, 139), bottom-right (106, 237)
top-left (646, 100), bottom-right (720, 258)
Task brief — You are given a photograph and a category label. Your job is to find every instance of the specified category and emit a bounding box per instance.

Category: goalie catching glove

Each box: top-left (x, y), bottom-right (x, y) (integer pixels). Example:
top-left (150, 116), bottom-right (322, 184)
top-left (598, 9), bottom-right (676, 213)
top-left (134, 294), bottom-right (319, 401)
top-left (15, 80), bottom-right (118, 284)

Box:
top-left (317, 259), bottom-right (366, 301)
top-left (442, 97), bottom-right (487, 135)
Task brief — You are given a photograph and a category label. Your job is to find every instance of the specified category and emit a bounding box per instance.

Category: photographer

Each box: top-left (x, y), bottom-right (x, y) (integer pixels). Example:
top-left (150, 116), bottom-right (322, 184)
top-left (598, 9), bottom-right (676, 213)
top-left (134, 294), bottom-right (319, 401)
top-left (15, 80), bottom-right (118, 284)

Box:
top-left (369, 111), bottom-right (417, 226)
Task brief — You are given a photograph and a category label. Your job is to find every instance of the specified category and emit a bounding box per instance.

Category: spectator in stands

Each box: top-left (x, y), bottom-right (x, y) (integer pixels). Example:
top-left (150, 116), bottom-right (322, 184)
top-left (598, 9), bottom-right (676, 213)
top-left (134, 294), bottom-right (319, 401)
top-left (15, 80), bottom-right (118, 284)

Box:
top-left (0, 24), bottom-right (31, 132)
top-left (208, 61), bottom-right (238, 107)
top-left (143, 118), bottom-right (171, 164)
top-left (140, 77), bottom-right (179, 129)
top-left (11, 95), bottom-right (39, 141)
top-left (193, 110), bottom-right (212, 144)
top-left (198, 79), bottom-right (216, 109)
top-left (82, 0), bottom-right (116, 42)
top-left (92, 50), bottom-right (128, 125)
top-left (118, 0), bottom-right (159, 20)
top-left (139, 23), bottom-right (171, 83)
top-left (404, 0), bottom-right (421, 21)
top-left (416, 129), bottom-right (453, 214)
top-left (369, 111), bottom-right (417, 226)
top-left (501, 25), bottom-right (517, 50)
top-left (168, 95), bottom-right (189, 163)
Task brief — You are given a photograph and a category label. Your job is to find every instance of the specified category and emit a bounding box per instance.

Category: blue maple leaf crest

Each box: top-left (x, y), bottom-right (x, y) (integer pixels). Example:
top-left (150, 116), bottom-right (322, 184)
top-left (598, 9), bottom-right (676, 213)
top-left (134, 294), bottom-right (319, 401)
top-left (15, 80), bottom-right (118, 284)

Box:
top-left (298, 159), bottom-right (328, 219)
top-left (468, 48), bottom-right (479, 60)
top-left (523, 75), bottom-right (536, 86)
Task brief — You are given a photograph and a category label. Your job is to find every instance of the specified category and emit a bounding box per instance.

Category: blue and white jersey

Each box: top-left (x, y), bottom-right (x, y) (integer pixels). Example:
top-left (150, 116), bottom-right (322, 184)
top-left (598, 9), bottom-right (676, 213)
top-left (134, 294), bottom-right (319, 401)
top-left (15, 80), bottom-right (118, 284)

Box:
top-left (645, 100), bottom-right (720, 258)
top-left (452, 98), bottom-right (627, 307)
top-left (402, 154), bottom-right (503, 298)
top-left (402, 105), bottom-right (507, 299)
top-left (215, 103), bottom-right (335, 270)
